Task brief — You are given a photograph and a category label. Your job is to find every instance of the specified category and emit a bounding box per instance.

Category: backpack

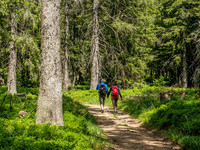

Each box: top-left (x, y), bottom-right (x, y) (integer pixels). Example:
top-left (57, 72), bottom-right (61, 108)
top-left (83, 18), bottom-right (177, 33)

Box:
top-left (112, 86), bottom-right (118, 96)
top-left (99, 84), bottom-right (107, 95)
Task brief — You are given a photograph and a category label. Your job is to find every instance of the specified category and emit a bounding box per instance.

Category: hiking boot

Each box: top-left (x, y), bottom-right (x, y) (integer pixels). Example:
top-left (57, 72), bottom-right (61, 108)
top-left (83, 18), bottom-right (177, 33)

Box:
top-left (101, 109), bottom-right (104, 113)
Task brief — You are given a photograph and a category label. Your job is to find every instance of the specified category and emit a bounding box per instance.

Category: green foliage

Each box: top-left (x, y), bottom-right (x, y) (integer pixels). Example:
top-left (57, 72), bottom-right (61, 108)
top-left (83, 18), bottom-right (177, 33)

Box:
top-left (0, 0), bottom-right (41, 87)
top-left (118, 86), bottom-right (200, 149)
top-left (178, 136), bottom-right (200, 150)
top-left (150, 0), bottom-right (200, 87)
top-left (153, 76), bottom-right (169, 86)
top-left (0, 0), bottom-right (200, 89)
top-left (0, 87), bottom-right (107, 150)
top-left (64, 89), bottom-right (105, 105)
top-left (69, 85), bottom-right (200, 149)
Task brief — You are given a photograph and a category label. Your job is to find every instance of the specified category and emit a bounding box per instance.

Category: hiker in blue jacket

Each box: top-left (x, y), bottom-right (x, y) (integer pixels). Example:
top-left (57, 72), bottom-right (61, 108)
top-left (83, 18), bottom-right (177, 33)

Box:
top-left (96, 79), bottom-right (109, 113)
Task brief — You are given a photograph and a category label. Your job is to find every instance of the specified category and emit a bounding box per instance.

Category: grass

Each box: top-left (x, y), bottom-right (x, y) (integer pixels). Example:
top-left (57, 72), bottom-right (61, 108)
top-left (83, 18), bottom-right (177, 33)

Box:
top-left (112, 113), bottom-right (117, 118)
top-left (66, 85), bottom-right (200, 150)
top-left (2, 84), bottom-right (200, 149)
top-left (118, 86), bottom-right (200, 150)
top-left (0, 86), bottom-right (108, 150)
top-left (119, 124), bottom-right (128, 127)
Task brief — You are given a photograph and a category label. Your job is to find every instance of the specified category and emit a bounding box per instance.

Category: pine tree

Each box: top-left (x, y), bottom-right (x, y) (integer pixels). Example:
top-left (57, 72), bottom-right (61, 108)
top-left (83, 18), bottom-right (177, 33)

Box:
top-left (36, 0), bottom-right (64, 126)
top-left (7, 13), bottom-right (17, 94)
top-left (63, 0), bottom-right (70, 91)
top-left (90, 0), bottom-right (100, 89)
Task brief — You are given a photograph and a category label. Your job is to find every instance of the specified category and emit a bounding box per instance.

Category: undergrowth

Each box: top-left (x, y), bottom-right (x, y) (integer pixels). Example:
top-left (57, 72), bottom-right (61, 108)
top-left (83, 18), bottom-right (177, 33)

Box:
top-left (119, 86), bottom-right (200, 150)
top-left (3, 84), bottom-right (199, 149)
top-left (66, 85), bottom-right (200, 150)
top-left (0, 86), bottom-right (107, 150)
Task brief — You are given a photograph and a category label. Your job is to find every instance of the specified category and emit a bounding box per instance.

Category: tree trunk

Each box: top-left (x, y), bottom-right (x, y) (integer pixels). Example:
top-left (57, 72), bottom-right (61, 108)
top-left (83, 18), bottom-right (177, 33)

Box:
top-left (90, 0), bottom-right (100, 89)
top-left (7, 13), bottom-right (17, 94)
top-left (182, 32), bottom-right (188, 88)
top-left (182, 45), bottom-right (188, 88)
top-left (63, 0), bottom-right (70, 91)
top-left (36, 0), bottom-right (64, 126)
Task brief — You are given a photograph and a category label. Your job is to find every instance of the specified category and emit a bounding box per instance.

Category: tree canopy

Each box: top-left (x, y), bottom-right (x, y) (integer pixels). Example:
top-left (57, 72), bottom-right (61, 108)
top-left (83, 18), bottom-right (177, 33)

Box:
top-left (0, 0), bottom-right (200, 88)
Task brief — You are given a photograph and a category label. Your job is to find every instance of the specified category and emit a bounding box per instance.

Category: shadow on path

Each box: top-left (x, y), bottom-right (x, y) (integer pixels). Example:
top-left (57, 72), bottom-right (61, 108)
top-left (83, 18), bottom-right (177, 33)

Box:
top-left (85, 104), bottom-right (182, 150)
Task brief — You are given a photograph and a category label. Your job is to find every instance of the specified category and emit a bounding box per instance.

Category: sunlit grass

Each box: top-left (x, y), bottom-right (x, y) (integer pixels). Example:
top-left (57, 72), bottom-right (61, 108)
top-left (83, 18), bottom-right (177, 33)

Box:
top-left (0, 86), bottom-right (108, 150)
top-left (66, 85), bottom-right (200, 150)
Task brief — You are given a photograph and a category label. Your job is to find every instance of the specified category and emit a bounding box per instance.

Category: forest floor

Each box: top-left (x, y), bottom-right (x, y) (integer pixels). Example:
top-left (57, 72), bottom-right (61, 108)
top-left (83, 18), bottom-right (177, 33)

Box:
top-left (85, 104), bottom-right (182, 150)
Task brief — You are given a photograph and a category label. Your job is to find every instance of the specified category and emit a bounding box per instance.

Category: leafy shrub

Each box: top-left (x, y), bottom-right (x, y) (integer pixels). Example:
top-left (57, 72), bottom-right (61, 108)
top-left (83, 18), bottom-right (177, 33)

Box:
top-left (41, 85), bottom-right (200, 150)
top-left (178, 136), bottom-right (200, 150)
top-left (0, 87), bottom-right (107, 150)
top-left (153, 76), bottom-right (169, 86)
top-left (117, 86), bottom-right (200, 150)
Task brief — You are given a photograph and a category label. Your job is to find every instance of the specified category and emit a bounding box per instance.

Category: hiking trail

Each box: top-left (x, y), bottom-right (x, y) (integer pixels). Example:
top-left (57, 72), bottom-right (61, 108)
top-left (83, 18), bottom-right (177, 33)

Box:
top-left (85, 104), bottom-right (182, 150)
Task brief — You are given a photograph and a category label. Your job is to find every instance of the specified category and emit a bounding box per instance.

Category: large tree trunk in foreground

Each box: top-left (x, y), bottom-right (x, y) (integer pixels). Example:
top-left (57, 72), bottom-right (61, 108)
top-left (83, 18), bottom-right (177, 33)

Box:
top-left (63, 0), bottom-right (70, 91)
top-left (7, 13), bottom-right (17, 94)
top-left (36, 0), bottom-right (64, 126)
top-left (90, 0), bottom-right (100, 89)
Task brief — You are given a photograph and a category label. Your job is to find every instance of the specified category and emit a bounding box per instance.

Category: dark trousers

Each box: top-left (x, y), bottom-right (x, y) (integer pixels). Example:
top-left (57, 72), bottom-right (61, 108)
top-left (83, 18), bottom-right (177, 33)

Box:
top-left (111, 97), bottom-right (118, 112)
top-left (99, 95), bottom-right (106, 106)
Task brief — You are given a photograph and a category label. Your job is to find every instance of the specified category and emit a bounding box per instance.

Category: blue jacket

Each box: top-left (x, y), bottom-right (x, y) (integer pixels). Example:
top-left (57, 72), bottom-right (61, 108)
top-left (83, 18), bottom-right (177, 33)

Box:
top-left (96, 82), bottom-right (109, 95)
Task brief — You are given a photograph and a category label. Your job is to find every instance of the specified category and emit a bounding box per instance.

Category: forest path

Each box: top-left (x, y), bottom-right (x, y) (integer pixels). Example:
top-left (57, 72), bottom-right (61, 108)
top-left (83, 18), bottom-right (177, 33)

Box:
top-left (85, 104), bottom-right (182, 150)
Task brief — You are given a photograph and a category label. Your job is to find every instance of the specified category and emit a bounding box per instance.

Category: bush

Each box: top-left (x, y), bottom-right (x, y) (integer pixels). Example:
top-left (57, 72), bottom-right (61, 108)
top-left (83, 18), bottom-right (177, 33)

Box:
top-left (49, 85), bottom-right (200, 149)
top-left (117, 86), bottom-right (200, 150)
top-left (0, 87), bottom-right (107, 150)
top-left (153, 76), bottom-right (169, 86)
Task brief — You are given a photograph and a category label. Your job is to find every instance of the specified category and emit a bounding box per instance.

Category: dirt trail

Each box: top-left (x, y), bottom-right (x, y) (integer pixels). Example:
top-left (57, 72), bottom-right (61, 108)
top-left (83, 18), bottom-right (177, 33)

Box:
top-left (85, 104), bottom-right (182, 150)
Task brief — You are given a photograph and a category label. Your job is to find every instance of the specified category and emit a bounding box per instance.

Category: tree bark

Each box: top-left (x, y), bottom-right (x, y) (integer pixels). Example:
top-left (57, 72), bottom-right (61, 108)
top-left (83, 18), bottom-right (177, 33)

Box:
top-left (182, 45), bottom-right (188, 88)
top-left (36, 0), bottom-right (64, 126)
top-left (7, 13), bottom-right (17, 94)
top-left (63, 0), bottom-right (70, 91)
top-left (90, 0), bottom-right (100, 89)
top-left (182, 32), bottom-right (188, 88)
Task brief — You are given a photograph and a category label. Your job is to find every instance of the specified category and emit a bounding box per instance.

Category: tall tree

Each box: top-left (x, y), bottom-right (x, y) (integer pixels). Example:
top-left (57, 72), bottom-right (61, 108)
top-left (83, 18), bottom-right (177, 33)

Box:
top-left (36, 0), bottom-right (64, 126)
top-left (7, 13), bottom-right (17, 94)
top-left (90, 0), bottom-right (100, 89)
top-left (182, 32), bottom-right (188, 88)
top-left (0, 0), bottom-right (41, 88)
top-left (63, 0), bottom-right (70, 90)
top-left (151, 0), bottom-right (200, 87)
